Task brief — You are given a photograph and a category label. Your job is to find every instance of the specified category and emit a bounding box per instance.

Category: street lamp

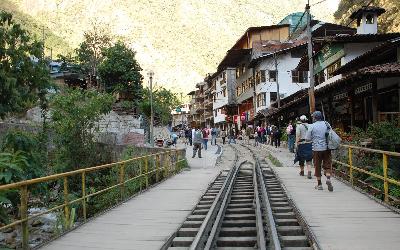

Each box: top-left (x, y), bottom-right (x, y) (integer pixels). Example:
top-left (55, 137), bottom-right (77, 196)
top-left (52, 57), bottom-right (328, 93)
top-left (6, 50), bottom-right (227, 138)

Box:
top-left (147, 70), bottom-right (154, 147)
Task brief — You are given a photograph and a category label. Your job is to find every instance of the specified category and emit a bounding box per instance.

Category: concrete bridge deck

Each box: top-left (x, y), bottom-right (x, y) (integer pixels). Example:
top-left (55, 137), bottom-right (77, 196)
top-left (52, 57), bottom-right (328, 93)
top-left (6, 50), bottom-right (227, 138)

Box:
top-left (41, 142), bottom-right (400, 250)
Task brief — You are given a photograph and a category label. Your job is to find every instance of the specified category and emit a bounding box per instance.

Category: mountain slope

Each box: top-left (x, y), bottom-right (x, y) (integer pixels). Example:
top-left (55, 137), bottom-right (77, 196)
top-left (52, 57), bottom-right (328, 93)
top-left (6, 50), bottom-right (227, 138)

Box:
top-left (0, 0), bottom-right (72, 58)
top-left (335, 0), bottom-right (400, 33)
top-left (7, 0), bottom-right (340, 92)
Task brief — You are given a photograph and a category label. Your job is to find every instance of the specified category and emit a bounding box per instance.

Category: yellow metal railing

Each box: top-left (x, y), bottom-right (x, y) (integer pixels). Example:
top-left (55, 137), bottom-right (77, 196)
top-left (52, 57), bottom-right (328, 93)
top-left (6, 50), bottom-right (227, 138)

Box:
top-left (0, 148), bottom-right (186, 249)
top-left (333, 144), bottom-right (400, 204)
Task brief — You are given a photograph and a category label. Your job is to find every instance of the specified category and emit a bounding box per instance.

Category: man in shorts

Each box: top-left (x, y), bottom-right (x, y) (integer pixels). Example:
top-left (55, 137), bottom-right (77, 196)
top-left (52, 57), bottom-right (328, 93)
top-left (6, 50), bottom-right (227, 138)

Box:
top-left (306, 111), bottom-right (334, 191)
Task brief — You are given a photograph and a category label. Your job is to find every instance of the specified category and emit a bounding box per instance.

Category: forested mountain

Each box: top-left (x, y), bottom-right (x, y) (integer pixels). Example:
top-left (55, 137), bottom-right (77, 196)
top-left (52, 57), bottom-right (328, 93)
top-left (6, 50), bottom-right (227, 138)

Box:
top-left (0, 0), bottom-right (71, 57)
top-left (2, 0), bottom-right (340, 92)
top-left (335, 0), bottom-right (400, 33)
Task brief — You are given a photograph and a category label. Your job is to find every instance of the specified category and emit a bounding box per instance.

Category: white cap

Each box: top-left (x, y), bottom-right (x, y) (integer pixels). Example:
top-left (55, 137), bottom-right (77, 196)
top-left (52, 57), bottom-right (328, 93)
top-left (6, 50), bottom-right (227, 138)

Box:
top-left (300, 115), bottom-right (308, 122)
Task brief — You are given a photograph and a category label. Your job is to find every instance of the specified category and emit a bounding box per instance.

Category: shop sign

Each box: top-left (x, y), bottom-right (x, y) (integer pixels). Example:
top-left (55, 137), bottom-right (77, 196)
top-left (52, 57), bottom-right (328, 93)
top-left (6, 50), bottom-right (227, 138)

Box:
top-left (314, 44), bottom-right (345, 74)
top-left (333, 92), bottom-right (348, 101)
top-left (233, 115), bottom-right (239, 123)
top-left (355, 83), bottom-right (373, 95)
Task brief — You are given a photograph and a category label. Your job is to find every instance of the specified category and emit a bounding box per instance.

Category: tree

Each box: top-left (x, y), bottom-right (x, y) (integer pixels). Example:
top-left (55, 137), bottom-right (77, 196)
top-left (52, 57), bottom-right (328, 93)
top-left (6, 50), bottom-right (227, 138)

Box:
top-left (0, 11), bottom-right (51, 118)
top-left (140, 87), bottom-right (180, 126)
top-left (76, 25), bottom-right (112, 87)
top-left (98, 41), bottom-right (143, 105)
top-left (50, 88), bottom-right (114, 172)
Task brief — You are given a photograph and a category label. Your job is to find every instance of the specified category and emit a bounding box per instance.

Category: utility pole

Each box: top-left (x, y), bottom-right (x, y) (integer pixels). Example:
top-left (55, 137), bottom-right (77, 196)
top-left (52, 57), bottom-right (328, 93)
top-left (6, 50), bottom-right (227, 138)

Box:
top-left (274, 50), bottom-right (281, 108)
top-left (180, 92), bottom-right (184, 128)
top-left (148, 71), bottom-right (155, 147)
top-left (306, 1), bottom-right (316, 114)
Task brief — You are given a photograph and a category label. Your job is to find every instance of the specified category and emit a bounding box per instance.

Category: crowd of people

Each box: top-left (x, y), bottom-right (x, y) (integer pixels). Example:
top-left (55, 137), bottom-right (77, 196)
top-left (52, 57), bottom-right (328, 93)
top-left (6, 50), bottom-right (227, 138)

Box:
top-left (174, 110), bottom-right (337, 192)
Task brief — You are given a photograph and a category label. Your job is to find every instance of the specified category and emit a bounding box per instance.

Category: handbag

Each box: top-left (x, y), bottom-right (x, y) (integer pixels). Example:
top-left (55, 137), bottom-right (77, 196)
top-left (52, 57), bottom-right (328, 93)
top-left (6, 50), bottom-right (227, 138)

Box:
top-left (325, 122), bottom-right (341, 150)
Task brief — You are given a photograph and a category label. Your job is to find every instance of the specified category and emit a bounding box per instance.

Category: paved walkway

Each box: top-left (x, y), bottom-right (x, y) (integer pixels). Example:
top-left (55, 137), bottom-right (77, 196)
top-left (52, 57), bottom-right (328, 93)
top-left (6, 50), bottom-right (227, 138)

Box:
top-left (259, 144), bottom-right (400, 250)
top-left (42, 143), bottom-right (226, 250)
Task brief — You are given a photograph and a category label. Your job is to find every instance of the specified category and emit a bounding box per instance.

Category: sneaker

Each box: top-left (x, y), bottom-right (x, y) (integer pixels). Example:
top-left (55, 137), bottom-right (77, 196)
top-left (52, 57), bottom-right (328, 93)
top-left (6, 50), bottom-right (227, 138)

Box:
top-left (192, 156), bottom-right (195, 158)
top-left (299, 171), bottom-right (304, 176)
top-left (307, 171), bottom-right (312, 179)
top-left (315, 185), bottom-right (323, 190)
top-left (326, 180), bottom-right (333, 192)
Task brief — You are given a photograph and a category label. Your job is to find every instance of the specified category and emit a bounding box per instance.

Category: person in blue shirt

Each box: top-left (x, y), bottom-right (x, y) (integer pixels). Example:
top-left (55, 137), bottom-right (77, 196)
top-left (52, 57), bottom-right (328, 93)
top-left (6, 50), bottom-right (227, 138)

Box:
top-left (306, 111), bottom-right (334, 191)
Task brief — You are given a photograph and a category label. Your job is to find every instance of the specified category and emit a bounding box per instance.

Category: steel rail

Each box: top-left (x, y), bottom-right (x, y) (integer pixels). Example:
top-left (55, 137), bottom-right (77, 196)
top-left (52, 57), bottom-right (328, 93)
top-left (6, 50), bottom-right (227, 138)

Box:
top-left (255, 158), bottom-right (282, 250)
top-left (253, 162), bottom-right (267, 250)
top-left (202, 160), bottom-right (241, 250)
top-left (189, 145), bottom-right (239, 250)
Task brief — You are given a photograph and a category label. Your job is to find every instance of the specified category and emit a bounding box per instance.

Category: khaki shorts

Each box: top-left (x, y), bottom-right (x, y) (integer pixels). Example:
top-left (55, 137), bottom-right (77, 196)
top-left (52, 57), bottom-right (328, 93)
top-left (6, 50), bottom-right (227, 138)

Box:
top-left (313, 150), bottom-right (332, 177)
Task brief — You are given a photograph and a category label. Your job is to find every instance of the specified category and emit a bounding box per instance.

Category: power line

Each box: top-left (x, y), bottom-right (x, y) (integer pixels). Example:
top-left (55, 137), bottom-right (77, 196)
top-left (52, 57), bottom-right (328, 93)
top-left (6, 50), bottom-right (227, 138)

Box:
top-left (311, 0), bottom-right (328, 6)
top-left (289, 10), bottom-right (307, 40)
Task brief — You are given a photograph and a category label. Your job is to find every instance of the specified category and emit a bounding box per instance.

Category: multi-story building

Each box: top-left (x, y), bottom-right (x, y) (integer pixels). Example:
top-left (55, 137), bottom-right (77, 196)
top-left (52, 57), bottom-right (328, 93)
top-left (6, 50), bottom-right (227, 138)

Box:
top-left (210, 68), bottom-right (236, 129)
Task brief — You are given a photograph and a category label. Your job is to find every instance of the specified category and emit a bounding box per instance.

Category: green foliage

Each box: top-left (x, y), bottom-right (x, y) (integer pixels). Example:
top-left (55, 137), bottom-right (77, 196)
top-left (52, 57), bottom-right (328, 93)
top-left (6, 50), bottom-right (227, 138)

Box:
top-left (0, 11), bottom-right (52, 118)
top-left (98, 41), bottom-right (143, 103)
top-left (268, 153), bottom-right (283, 167)
top-left (76, 27), bottom-right (112, 82)
top-left (50, 88), bottom-right (115, 172)
top-left (140, 87), bottom-right (180, 125)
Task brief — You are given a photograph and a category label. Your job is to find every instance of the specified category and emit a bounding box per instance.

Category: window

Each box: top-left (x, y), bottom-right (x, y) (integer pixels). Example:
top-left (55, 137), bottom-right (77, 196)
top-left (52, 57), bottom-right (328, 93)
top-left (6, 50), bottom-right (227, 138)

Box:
top-left (256, 71), bottom-right (260, 84)
top-left (327, 59), bottom-right (341, 79)
top-left (292, 71), bottom-right (308, 83)
top-left (366, 14), bottom-right (374, 24)
top-left (260, 70), bottom-right (266, 82)
top-left (315, 71), bottom-right (325, 86)
top-left (270, 92), bottom-right (277, 103)
top-left (236, 68), bottom-right (240, 78)
top-left (268, 70), bottom-right (277, 82)
top-left (241, 82), bottom-right (245, 92)
top-left (223, 88), bottom-right (226, 97)
top-left (257, 93), bottom-right (266, 107)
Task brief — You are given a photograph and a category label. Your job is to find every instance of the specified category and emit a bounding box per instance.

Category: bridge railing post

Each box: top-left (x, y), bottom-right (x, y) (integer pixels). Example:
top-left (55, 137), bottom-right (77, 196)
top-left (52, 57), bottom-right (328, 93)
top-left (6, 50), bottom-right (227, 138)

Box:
top-left (383, 153), bottom-right (389, 203)
top-left (20, 185), bottom-right (28, 249)
top-left (81, 172), bottom-right (87, 221)
top-left (145, 156), bottom-right (149, 188)
top-left (63, 176), bottom-right (70, 229)
top-left (348, 147), bottom-right (353, 186)
top-left (164, 152), bottom-right (168, 178)
top-left (156, 154), bottom-right (160, 182)
top-left (119, 163), bottom-right (126, 200)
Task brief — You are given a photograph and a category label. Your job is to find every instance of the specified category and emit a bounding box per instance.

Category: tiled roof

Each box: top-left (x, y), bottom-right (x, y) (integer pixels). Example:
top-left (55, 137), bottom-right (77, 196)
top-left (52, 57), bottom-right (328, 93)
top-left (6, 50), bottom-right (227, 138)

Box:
top-left (350, 6), bottom-right (386, 19)
top-left (314, 33), bottom-right (400, 43)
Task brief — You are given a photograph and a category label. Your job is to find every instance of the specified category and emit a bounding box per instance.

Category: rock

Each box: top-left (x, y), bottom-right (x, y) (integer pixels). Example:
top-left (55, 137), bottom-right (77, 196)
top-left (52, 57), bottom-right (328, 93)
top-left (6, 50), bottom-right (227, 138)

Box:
top-left (31, 219), bottom-right (43, 227)
top-left (3, 226), bottom-right (14, 233)
top-left (5, 234), bottom-right (15, 245)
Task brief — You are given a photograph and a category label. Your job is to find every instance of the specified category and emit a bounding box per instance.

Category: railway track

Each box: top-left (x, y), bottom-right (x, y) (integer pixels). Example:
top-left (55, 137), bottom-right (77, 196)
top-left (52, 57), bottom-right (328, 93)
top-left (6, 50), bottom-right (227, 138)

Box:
top-left (162, 145), bottom-right (319, 250)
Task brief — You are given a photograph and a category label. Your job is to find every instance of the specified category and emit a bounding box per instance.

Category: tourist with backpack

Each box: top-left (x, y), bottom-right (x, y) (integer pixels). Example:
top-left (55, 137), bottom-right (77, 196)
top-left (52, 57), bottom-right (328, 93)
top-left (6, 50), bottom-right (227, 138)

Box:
top-left (295, 115), bottom-right (313, 179)
top-left (306, 111), bottom-right (341, 191)
top-left (192, 127), bottom-right (202, 158)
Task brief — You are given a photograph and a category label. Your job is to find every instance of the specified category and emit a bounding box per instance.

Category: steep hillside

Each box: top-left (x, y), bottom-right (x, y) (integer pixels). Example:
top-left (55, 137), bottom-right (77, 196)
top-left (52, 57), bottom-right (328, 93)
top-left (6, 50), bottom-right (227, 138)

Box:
top-left (7, 0), bottom-right (340, 92)
top-left (0, 0), bottom-right (72, 57)
top-left (335, 0), bottom-right (400, 33)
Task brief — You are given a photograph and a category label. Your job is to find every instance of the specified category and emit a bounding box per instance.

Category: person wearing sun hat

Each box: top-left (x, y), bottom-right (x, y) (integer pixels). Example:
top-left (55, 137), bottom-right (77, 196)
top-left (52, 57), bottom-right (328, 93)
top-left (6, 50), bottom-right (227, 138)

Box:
top-left (295, 115), bottom-right (313, 178)
top-left (306, 111), bottom-right (334, 191)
